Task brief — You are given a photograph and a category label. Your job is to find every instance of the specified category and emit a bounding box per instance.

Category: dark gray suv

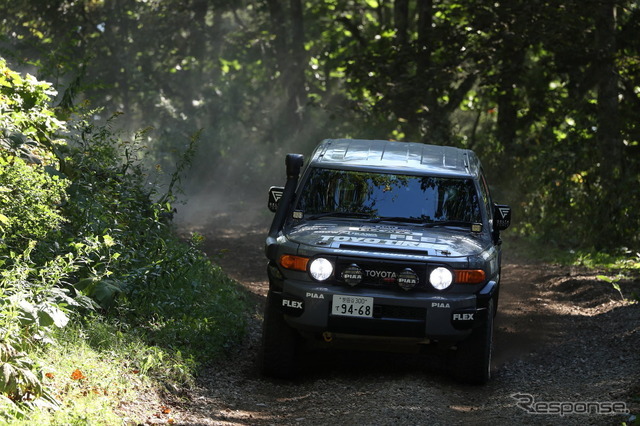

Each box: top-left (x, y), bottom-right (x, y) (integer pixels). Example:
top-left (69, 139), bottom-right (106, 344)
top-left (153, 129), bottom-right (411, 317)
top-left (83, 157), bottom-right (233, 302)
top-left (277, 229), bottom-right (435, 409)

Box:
top-left (261, 139), bottom-right (511, 384)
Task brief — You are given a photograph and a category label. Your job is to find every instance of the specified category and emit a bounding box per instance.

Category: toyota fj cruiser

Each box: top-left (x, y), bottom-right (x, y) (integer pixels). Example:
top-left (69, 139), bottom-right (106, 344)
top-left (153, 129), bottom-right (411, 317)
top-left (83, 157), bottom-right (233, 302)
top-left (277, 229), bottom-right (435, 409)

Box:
top-left (260, 139), bottom-right (511, 384)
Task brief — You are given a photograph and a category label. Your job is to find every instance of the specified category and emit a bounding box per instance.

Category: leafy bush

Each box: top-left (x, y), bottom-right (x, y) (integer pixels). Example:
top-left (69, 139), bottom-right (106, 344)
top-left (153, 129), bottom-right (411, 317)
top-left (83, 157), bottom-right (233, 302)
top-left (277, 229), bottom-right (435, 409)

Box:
top-left (0, 242), bottom-right (96, 418)
top-left (0, 58), bottom-right (249, 422)
top-left (120, 233), bottom-right (248, 365)
top-left (0, 157), bottom-right (68, 258)
top-left (0, 58), bottom-right (65, 158)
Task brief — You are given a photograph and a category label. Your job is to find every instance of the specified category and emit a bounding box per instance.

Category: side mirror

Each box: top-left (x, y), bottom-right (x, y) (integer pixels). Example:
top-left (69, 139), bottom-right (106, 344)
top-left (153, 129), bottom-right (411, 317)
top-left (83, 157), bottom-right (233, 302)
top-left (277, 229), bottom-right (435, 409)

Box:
top-left (493, 204), bottom-right (511, 231)
top-left (268, 186), bottom-right (284, 213)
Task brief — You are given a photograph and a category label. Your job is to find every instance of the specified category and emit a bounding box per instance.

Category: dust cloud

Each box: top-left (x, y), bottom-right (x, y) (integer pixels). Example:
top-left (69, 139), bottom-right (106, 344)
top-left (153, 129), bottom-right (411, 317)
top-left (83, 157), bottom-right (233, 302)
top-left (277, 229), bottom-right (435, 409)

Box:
top-left (172, 124), bottom-right (324, 233)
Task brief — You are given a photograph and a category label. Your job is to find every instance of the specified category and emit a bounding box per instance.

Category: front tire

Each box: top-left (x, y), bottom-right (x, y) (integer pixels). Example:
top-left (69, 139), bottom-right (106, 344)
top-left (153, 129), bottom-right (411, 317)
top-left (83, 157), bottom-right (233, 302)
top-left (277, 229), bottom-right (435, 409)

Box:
top-left (259, 292), bottom-right (300, 379)
top-left (453, 298), bottom-right (494, 385)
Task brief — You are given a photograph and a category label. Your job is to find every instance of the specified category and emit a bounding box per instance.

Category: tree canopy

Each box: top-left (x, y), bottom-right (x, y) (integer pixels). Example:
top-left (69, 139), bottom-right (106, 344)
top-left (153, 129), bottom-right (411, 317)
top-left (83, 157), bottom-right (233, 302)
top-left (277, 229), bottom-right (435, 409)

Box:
top-left (1, 0), bottom-right (639, 251)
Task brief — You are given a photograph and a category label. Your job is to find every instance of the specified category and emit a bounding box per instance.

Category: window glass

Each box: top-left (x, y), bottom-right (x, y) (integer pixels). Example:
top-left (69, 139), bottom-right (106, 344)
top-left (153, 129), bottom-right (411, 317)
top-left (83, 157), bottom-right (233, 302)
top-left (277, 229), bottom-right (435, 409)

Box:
top-left (297, 168), bottom-right (481, 223)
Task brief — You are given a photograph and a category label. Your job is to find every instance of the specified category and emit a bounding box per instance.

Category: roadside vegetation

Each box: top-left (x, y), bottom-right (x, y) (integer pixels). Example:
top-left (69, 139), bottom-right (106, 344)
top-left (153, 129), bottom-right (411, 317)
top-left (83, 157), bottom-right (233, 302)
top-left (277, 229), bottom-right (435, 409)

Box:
top-left (0, 58), bottom-right (249, 423)
top-left (505, 234), bottom-right (640, 306)
top-left (1, 0), bottom-right (639, 422)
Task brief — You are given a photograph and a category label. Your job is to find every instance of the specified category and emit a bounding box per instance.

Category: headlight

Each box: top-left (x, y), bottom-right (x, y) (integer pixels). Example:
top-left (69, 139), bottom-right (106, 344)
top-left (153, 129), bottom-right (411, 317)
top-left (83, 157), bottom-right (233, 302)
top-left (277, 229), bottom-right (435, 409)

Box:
top-left (429, 267), bottom-right (453, 290)
top-left (309, 258), bottom-right (334, 281)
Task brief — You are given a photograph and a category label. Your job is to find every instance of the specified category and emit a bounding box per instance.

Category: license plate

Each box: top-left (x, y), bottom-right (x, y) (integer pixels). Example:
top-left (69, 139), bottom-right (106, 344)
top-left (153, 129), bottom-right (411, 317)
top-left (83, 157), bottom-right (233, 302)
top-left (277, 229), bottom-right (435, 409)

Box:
top-left (332, 295), bottom-right (374, 318)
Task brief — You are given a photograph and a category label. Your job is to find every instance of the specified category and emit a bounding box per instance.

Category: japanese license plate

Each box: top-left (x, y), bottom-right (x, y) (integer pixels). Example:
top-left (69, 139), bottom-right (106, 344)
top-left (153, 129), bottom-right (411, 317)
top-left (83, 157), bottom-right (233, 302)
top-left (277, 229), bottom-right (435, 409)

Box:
top-left (331, 295), bottom-right (374, 318)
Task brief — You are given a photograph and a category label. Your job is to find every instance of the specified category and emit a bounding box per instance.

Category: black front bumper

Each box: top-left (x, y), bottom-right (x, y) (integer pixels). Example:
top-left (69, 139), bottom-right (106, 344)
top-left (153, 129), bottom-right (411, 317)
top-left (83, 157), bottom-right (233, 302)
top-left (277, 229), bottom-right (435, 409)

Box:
top-left (272, 280), bottom-right (497, 340)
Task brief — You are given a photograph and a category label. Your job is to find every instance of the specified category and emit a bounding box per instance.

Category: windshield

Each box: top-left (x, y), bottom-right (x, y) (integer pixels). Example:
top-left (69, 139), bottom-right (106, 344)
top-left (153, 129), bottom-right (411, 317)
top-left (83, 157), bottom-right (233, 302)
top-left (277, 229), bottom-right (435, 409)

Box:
top-left (296, 168), bottom-right (482, 224)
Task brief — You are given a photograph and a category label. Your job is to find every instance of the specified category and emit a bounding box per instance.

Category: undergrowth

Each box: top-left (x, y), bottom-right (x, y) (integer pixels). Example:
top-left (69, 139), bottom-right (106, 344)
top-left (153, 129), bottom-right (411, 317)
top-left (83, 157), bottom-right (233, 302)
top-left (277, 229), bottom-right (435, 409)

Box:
top-left (505, 234), bottom-right (640, 270)
top-left (0, 58), bottom-right (250, 423)
top-left (505, 234), bottom-right (640, 302)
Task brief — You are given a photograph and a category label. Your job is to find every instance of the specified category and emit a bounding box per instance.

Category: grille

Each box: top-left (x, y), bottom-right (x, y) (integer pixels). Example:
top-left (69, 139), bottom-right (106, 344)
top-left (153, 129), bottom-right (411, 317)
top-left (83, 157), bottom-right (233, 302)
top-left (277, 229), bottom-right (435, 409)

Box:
top-left (334, 257), bottom-right (431, 291)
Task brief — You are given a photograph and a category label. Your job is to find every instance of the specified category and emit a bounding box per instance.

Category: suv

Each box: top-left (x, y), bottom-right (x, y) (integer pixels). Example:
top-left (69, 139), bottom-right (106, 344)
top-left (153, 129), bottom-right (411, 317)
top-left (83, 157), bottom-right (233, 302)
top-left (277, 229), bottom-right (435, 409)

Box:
top-left (260, 139), bottom-right (511, 384)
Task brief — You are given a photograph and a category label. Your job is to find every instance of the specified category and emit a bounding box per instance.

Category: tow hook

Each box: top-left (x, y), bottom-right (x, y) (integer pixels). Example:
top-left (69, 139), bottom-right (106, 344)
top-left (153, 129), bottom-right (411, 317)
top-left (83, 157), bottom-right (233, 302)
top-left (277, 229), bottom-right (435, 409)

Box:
top-left (322, 331), bottom-right (333, 343)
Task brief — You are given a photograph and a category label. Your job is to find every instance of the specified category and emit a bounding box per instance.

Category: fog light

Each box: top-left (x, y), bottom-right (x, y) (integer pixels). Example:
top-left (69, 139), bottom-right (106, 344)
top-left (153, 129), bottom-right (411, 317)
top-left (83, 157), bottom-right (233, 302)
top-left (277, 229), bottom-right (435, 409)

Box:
top-left (341, 264), bottom-right (363, 286)
top-left (309, 257), bottom-right (333, 281)
top-left (397, 268), bottom-right (419, 291)
top-left (430, 267), bottom-right (453, 290)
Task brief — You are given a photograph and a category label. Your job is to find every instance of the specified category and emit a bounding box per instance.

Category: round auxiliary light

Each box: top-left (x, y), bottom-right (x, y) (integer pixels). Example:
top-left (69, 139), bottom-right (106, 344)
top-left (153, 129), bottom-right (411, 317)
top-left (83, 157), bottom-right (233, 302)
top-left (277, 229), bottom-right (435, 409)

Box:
top-left (397, 268), bottom-right (419, 291)
top-left (341, 264), bottom-right (363, 286)
top-left (429, 267), bottom-right (453, 290)
top-left (309, 258), bottom-right (334, 281)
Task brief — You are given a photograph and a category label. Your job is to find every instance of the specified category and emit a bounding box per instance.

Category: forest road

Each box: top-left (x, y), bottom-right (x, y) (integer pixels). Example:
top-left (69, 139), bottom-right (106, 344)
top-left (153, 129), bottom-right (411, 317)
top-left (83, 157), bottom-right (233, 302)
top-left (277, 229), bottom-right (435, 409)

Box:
top-left (171, 213), bottom-right (639, 426)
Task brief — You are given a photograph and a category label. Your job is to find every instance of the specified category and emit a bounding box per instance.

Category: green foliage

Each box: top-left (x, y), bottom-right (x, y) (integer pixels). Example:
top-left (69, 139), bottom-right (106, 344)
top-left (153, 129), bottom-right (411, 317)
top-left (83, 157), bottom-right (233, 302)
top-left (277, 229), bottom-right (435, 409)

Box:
top-left (14, 320), bottom-right (155, 425)
top-left (0, 58), bottom-right (69, 258)
top-left (120, 233), bottom-right (248, 365)
top-left (0, 60), bottom-right (249, 422)
top-left (0, 2), bottom-right (638, 419)
top-left (597, 274), bottom-right (627, 301)
top-left (0, 57), bottom-right (65, 163)
top-left (0, 243), bottom-right (92, 414)
top-left (507, 235), bottom-right (640, 269)
top-left (0, 157), bottom-right (68, 257)
top-left (3, 1), bottom-right (639, 252)
top-left (56, 111), bottom-right (197, 310)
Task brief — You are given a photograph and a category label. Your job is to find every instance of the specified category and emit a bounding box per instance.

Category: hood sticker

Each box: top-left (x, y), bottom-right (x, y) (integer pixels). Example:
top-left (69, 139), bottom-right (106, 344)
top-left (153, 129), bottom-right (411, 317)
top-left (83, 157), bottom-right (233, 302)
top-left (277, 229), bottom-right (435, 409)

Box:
top-left (317, 234), bottom-right (435, 248)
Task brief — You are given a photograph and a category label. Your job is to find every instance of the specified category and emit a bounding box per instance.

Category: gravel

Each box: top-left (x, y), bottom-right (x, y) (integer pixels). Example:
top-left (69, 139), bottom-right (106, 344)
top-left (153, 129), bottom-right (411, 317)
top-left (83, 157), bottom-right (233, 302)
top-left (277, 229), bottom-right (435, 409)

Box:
top-left (149, 216), bottom-right (639, 425)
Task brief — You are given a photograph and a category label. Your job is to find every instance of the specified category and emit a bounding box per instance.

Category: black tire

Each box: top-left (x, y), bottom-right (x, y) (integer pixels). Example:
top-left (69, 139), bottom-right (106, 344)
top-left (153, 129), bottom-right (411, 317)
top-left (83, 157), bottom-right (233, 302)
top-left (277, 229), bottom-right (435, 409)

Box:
top-left (259, 292), bottom-right (300, 379)
top-left (453, 298), bottom-right (494, 385)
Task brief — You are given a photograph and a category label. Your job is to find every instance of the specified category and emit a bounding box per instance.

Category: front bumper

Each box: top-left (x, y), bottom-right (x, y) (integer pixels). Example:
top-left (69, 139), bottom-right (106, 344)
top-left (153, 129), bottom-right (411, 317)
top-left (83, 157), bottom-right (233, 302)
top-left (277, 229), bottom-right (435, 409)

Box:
top-left (272, 279), bottom-right (496, 341)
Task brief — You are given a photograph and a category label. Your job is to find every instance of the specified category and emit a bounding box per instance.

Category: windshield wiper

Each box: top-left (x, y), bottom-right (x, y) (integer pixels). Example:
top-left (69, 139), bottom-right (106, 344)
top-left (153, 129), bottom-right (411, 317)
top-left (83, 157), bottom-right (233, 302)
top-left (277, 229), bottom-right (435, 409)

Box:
top-left (421, 220), bottom-right (475, 229)
top-left (304, 213), bottom-right (475, 228)
top-left (306, 212), bottom-right (373, 220)
top-left (368, 216), bottom-right (425, 224)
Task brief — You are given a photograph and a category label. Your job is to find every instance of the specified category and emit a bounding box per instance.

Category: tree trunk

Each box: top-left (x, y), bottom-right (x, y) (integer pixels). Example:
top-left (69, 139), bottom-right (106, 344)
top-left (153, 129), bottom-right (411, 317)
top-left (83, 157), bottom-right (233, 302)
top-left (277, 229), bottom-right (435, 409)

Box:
top-left (416, 0), bottom-right (433, 74)
top-left (596, 0), bottom-right (620, 179)
top-left (594, 0), bottom-right (621, 247)
top-left (394, 0), bottom-right (409, 47)
top-left (265, 0), bottom-right (286, 67)
top-left (265, 0), bottom-right (307, 132)
top-left (416, 0), bottom-right (447, 143)
top-left (496, 34), bottom-right (525, 156)
top-left (288, 0), bottom-right (306, 127)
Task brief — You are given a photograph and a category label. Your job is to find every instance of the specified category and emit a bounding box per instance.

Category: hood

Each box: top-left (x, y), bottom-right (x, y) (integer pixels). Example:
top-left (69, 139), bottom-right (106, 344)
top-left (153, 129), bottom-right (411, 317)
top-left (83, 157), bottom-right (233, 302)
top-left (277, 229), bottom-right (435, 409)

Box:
top-left (285, 221), bottom-right (487, 258)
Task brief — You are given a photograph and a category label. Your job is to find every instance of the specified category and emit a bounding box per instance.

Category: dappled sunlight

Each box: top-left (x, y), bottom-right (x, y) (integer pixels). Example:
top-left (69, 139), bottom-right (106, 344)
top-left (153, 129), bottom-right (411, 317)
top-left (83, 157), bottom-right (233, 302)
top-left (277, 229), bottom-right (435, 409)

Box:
top-left (2, 0), bottom-right (639, 423)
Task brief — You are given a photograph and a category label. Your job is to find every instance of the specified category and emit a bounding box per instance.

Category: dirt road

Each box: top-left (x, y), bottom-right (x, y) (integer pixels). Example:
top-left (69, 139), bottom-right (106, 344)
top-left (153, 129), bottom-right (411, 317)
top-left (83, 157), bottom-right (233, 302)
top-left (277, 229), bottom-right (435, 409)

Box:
top-left (167, 213), bottom-right (639, 425)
